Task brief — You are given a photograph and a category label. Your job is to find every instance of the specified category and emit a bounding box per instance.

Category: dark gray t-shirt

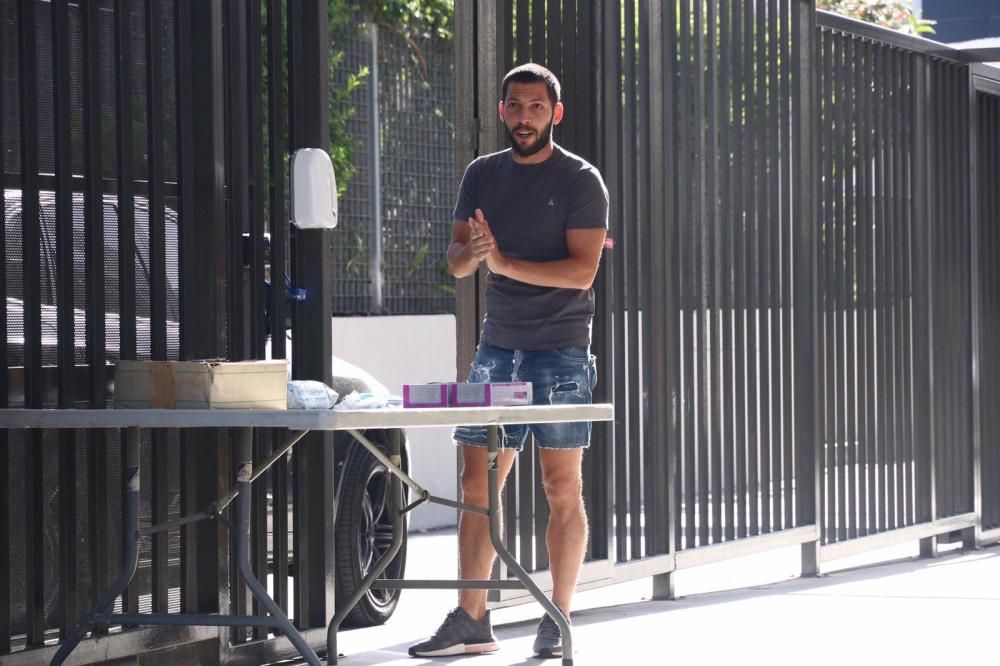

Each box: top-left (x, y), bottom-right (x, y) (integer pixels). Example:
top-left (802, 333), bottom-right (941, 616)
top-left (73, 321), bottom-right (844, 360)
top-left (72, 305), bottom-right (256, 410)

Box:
top-left (453, 145), bottom-right (609, 350)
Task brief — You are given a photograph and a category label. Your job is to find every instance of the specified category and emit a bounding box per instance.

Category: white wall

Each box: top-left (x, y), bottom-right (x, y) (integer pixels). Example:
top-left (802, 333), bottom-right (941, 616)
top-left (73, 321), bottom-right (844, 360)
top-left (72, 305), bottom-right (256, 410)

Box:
top-left (332, 315), bottom-right (458, 532)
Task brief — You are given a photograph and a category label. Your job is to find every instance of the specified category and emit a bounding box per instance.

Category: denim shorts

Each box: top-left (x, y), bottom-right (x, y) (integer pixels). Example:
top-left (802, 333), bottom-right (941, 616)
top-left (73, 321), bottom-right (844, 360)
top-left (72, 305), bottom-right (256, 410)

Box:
top-left (452, 342), bottom-right (598, 451)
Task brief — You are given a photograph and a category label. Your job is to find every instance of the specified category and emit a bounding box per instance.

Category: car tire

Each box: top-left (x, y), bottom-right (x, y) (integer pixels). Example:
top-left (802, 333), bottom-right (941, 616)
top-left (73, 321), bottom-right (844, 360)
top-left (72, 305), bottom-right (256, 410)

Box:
top-left (334, 428), bottom-right (408, 627)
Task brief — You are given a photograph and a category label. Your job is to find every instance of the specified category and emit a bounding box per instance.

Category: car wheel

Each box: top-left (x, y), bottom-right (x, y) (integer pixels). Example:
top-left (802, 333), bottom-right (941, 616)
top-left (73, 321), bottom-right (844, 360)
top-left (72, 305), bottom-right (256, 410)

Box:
top-left (334, 429), bottom-right (408, 627)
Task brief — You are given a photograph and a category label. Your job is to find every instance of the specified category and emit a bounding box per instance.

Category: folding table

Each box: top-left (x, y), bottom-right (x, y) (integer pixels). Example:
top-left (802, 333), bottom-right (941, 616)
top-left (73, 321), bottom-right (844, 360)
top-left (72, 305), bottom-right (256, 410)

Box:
top-left (0, 403), bottom-right (613, 666)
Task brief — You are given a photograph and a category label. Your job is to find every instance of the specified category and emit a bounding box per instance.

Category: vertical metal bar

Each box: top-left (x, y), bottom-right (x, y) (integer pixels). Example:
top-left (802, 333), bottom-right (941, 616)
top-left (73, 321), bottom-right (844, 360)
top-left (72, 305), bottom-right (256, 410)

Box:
top-left (115, 0), bottom-right (137, 361)
top-left (966, 65), bottom-right (981, 538)
top-left (226, 0), bottom-right (251, 636)
top-left (843, 33), bottom-right (857, 540)
top-left (913, 56), bottom-right (935, 533)
top-left (616, 0), bottom-right (642, 558)
top-left (939, 64), bottom-right (952, 519)
top-left (663, 0), bottom-right (679, 560)
top-left (794, 0), bottom-right (821, 572)
top-left (679, 0), bottom-right (695, 550)
top-left (694, 0), bottom-right (708, 548)
top-left (531, 0), bottom-right (545, 63)
top-left (604, 0), bottom-right (627, 562)
top-left (858, 38), bottom-right (873, 537)
top-left (0, 2), bottom-right (8, 645)
top-left (248, 1), bottom-right (267, 361)
top-left (269, 0), bottom-right (293, 532)
top-left (900, 54), bottom-right (915, 527)
top-left (676, 0), bottom-right (689, 550)
top-left (895, 46), bottom-right (911, 524)
top-left (748, 0), bottom-right (763, 537)
top-left (246, 0), bottom-right (269, 637)
top-left (82, 7), bottom-right (109, 631)
top-left (637, 0), bottom-right (655, 558)
top-left (367, 23), bottom-right (383, 313)
top-left (834, 32), bottom-right (846, 541)
top-left (227, 0), bottom-right (249, 363)
top-left (18, 0), bottom-right (45, 644)
top-left (546, 0), bottom-right (560, 82)
top-left (562, 0), bottom-right (578, 152)
top-left (822, 30), bottom-right (835, 543)
top-left (876, 43), bottom-right (890, 532)
top-left (179, 0), bottom-right (229, 617)
top-left (590, 0), bottom-right (613, 565)
top-left (51, 0), bottom-right (79, 639)
top-left (721, 0), bottom-right (736, 542)
top-left (735, 0), bottom-right (749, 540)
top-left (818, 29), bottom-right (830, 543)
top-left (515, 0), bottom-right (529, 63)
top-left (267, 0), bottom-right (287, 364)
top-left (960, 67), bottom-right (974, 518)
top-left (707, 0), bottom-right (723, 545)
top-left (143, 0), bottom-right (171, 616)
top-left (116, 0), bottom-right (138, 622)
top-left (288, 0), bottom-right (335, 628)
top-left (767, 0), bottom-right (781, 533)
top-left (889, 49), bottom-right (906, 527)
top-left (779, 0), bottom-right (794, 530)
top-left (263, 0), bottom-right (288, 619)
top-left (644, 0), bottom-right (670, 560)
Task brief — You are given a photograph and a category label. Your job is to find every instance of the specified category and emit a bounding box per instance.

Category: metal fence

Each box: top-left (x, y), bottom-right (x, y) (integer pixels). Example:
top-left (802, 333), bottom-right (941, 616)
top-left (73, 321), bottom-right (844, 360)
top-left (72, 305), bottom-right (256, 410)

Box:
top-left (457, 1), bottom-right (1000, 605)
top-left (330, 17), bottom-right (456, 315)
top-left (1, 1), bottom-right (340, 663)
top-left (3, 0), bottom-right (1000, 663)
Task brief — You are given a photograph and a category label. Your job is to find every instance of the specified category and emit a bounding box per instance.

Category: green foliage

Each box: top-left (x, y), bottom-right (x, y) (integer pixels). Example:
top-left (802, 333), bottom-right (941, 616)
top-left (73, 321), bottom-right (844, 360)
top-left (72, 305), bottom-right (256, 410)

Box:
top-left (328, 57), bottom-right (369, 199)
top-left (817, 0), bottom-right (936, 36)
top-left (327, 1), bottom-right (454, 195)
top-left (363, 0), bottom-right (453, 41)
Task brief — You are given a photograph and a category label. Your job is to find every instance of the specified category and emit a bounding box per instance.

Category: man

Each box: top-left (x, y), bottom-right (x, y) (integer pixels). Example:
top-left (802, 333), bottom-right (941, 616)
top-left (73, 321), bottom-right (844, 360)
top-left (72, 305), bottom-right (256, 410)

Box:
top-left (409, 63), bottom-right (608, 660)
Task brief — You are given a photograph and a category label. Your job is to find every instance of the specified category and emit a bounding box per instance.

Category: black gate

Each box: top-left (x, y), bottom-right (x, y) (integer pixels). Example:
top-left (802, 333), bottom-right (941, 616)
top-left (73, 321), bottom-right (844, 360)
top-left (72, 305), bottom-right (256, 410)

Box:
top-left (1, 1), bottom-right (337, 663)
top-left (457, 0), bottom-right (1000, 606)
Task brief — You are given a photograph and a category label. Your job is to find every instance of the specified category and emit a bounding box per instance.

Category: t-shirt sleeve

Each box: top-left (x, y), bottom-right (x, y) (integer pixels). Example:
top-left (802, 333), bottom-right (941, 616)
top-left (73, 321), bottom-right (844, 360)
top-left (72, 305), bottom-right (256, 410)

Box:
top-left (452, 158), bottom-right (481, 222)
top-left (567, 167), bottom-right (610, 230)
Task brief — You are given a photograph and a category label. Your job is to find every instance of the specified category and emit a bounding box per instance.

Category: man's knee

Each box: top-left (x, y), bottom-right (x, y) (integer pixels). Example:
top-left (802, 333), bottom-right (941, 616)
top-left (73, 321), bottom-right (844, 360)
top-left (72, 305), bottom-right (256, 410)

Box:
top-left (542, 473), bottom-right (583, 513)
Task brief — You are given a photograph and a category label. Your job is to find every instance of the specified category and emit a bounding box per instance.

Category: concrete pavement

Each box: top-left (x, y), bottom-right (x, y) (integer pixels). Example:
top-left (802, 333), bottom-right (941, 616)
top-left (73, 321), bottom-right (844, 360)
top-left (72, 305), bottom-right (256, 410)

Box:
top-left (324, 530), bottom-right (1000, 666)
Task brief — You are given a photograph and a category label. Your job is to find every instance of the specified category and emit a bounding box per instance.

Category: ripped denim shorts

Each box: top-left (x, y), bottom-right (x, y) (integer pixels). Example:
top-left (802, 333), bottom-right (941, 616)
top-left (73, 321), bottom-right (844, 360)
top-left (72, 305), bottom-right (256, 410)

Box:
top-left (452, 342), bottom-right (598, 450)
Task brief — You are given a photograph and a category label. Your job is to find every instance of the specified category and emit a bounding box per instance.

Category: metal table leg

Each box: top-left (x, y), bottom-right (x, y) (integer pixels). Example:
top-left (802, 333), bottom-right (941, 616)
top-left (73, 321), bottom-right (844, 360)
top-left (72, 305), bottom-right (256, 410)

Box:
top-left (52, 427), bottom-right (142, 666)
top-left (233, 428), bottom-right (322, 666)
top-left (326, 429), bottom-right (404, 664)
top-left (486, 425), bottom-right (575, 666)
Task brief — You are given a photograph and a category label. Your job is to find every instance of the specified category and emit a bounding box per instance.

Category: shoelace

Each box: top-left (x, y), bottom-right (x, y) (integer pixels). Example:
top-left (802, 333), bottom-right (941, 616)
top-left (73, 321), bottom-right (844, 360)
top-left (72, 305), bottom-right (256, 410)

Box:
top-left (538, 616), bottom-right (561, 642)
top-left (433, 608), bottom-right (464, 638)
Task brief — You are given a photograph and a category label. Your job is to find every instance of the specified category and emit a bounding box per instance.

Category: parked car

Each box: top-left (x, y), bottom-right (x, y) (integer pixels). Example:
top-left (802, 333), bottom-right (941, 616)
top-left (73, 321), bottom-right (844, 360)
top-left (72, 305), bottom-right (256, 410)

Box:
top-left (4, 189), bottom-right (408, 627)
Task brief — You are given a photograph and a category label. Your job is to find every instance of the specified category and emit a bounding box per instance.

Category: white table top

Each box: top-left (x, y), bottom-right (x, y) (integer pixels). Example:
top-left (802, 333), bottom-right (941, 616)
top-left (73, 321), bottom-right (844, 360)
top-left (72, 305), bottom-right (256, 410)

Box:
top-left (0, 403), bottom-right (614, 430)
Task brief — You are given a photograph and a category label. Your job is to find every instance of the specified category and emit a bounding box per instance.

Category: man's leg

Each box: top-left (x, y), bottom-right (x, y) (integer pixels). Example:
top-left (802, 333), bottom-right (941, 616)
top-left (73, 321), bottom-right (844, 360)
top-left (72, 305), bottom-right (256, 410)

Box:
top-left (538, 448), bottom-right (587, 615)
top-left (458, 443), bottom-right (518, 620)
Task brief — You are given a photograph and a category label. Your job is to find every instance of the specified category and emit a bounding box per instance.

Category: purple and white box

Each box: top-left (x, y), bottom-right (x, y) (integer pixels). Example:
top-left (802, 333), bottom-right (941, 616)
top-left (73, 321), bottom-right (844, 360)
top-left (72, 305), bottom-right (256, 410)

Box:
top-left (489, 382), bottom-right (533, 406)
top-left (402, 383), bottom-right (449, 408)
top-left (449, 382), bottom-right (491, 407)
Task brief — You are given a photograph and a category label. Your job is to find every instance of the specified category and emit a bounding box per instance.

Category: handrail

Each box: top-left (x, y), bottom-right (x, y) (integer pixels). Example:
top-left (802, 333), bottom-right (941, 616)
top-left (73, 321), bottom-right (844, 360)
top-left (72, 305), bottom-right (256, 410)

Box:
top-left (817, 9), bottom-right (971, 63)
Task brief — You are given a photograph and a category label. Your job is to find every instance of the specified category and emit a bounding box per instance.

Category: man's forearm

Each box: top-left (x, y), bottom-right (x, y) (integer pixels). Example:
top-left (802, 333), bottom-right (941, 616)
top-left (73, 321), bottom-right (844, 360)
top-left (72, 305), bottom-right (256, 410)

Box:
top-left (490, 256), bottom-right (597, 290)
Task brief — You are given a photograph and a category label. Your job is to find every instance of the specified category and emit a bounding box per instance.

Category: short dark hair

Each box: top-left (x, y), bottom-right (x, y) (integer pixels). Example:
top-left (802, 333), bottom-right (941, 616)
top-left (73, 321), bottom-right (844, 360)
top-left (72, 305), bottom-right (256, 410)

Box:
top-left (501, 63), bottom-right (561, 106)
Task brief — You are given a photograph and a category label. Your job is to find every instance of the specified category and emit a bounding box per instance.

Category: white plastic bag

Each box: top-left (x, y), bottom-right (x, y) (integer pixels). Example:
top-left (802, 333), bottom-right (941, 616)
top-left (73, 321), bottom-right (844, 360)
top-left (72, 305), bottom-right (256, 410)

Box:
top-left (286, 380), bottom-right (339, 409)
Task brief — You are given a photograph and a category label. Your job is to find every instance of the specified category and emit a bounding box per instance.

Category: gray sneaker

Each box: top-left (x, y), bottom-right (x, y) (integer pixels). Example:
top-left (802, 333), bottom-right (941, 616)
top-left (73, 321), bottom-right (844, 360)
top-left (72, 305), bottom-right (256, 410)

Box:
top-left (408, 607), bottom-right (499, 657)
top-left (532, 614), bottom-right (565, 658)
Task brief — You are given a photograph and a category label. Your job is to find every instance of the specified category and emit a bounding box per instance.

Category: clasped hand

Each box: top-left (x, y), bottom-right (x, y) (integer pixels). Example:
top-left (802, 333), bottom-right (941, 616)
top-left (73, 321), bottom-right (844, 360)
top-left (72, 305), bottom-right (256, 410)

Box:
top-left (468, 208), bottom-right (508, 275)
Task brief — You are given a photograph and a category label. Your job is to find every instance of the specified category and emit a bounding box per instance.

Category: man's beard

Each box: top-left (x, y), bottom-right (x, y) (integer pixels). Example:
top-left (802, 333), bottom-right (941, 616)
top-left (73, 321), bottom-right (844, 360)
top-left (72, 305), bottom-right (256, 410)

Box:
top-left (506, 121), bottom-right (553, 157)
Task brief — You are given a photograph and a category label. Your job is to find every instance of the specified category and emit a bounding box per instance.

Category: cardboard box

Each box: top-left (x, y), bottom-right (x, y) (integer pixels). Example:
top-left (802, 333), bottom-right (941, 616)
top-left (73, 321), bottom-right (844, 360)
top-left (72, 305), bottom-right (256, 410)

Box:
top-left (114, 359), bottom-right (288, 409)
top-left (402, 383), bottom-right (449, 408)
